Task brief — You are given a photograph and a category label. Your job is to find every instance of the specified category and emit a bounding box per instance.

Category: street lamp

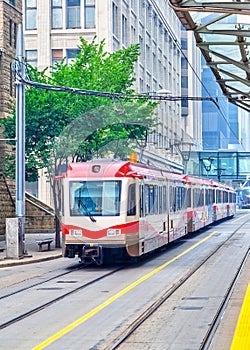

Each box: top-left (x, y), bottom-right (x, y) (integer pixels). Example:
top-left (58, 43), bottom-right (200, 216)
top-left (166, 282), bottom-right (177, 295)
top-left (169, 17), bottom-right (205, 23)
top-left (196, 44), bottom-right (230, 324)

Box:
top-left (174, 139), bottom-right (194, 173)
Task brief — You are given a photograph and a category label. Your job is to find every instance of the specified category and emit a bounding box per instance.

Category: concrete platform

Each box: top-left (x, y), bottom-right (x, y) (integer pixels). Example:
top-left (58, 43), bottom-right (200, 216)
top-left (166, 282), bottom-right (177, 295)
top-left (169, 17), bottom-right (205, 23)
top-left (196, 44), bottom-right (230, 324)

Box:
top-left (0, 233), bottom-right (62, 267)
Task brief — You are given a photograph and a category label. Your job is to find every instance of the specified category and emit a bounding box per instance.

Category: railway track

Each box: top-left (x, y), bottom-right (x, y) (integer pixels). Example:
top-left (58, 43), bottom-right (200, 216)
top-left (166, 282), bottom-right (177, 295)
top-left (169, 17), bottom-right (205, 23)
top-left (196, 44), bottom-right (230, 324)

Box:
top-left (200, 248), bottom-right (249, 350)
top-left (105, 216), bottom-right (250, 350)
top-left (0, 263), bottom-right (85, 301)
top-left (1, 213), bottom-right (248, 350)
top-left (0, 265), bottom-right (124, 330)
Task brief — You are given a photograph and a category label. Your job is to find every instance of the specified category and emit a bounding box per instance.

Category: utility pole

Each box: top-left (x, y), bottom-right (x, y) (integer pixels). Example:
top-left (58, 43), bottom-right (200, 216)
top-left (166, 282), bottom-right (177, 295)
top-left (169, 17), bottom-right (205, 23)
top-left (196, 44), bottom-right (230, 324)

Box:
top-left (6, 23), bottom-right (26, 259)
top-left (15, 23), bottom-right (26, 255)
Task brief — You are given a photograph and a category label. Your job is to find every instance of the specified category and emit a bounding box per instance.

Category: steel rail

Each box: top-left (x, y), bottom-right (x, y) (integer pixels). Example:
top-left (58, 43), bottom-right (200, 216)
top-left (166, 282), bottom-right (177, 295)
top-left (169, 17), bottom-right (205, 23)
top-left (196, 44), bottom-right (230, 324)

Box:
top-left (0, 266), bottom-right (124, 330)
top-left (106, 216), bottom-right (249, 350)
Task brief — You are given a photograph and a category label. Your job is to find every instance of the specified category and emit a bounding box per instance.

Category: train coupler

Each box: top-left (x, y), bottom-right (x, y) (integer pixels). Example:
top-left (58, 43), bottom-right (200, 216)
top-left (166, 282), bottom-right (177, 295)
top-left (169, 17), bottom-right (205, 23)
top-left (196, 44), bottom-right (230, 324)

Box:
top-left (80, 244), bottom-right (103, 265)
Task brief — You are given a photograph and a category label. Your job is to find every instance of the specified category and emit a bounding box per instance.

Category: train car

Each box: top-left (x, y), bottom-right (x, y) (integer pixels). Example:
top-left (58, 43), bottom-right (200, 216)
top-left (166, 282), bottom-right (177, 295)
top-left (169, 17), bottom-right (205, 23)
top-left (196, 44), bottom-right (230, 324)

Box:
top-left (60, 160), bottom-right (236, 265)
top-left (184, 175), bottom-right (214, 233)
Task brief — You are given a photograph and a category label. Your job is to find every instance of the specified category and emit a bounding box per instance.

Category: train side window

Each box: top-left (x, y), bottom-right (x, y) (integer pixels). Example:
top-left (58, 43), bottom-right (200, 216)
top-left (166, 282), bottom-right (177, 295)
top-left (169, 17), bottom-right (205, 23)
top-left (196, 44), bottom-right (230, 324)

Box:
top-left (200, 188), bottom-right (203, 206)
top-left (194, 188), bottom-right (198, 208)
top-left (163, 185), bottom-right (167, 212)
top-left (149, 185), bottom-right (154, 214)
top-left (182, 187), bottom-right (186, 208)
top-left (209, 189), bottom-right (213, 204)
top-left (176, 186), bottom-right (183, 210)
top-left (145, 185), bottom-right (149, 215)
top-left (186, 188), bottom-right (191, 207)
top-left (173, 186), bottom-right (176, 212)
top-left (169, 186), bottom-right (173, 212)
top-left (154, 185), bottom-right (159, 214)
top-left (200, 188), bottom-right (204, 206)
top-left (139, 184), bottom-right (144, 217)
top-left (224, 191), bottom-right (228, 203)
top-left (176, 187), bottom-right (180, 210)
top-left (127, 183), bottom-right (136, 216)
top-left (148, 185), bottom-right (158, 214)
top-left (159, 186), bottom-right (163, 214)
top-left (61, 184), bottom-right (64, 216)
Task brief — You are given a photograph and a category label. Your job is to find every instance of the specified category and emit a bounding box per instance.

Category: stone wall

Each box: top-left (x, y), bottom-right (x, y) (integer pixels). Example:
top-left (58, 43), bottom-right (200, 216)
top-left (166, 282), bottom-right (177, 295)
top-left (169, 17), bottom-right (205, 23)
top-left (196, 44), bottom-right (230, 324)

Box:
top-left (0, 172), bottom-right (15, 239)
top-left (25, 192), bottom-right (55, 233)
top-left (0, 174), bottom-right (55, 240)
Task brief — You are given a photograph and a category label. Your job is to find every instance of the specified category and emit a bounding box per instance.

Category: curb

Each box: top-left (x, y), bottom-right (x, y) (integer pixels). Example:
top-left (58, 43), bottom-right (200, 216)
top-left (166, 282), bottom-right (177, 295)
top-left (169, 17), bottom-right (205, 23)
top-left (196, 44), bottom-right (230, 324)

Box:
top-left (0, 253), bottom-right (62, 268)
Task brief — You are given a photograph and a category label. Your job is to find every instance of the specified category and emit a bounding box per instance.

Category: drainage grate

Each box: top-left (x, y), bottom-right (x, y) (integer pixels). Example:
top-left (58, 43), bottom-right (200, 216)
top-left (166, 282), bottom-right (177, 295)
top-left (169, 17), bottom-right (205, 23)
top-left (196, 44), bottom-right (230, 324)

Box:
top-left (56, 280), bottom-right (78, 284)
top-left (182, 297), bottom-right (209, 300)
top-left (37, 287), bottom-right (63, 290)
top-left (174, 306), bottom-right (203, 310)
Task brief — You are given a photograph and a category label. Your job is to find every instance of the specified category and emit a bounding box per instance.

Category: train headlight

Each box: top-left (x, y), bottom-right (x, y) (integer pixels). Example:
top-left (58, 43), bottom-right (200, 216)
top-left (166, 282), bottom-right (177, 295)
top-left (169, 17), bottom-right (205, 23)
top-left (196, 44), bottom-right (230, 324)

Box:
top-left (107, 229), bottom-right (121, 236)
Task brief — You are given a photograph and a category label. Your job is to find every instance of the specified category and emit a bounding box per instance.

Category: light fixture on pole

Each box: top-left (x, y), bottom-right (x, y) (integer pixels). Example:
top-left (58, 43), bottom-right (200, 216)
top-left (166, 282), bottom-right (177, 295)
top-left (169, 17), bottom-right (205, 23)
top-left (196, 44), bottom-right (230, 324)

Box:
top-left (174, 139), bottom-right (194, 173)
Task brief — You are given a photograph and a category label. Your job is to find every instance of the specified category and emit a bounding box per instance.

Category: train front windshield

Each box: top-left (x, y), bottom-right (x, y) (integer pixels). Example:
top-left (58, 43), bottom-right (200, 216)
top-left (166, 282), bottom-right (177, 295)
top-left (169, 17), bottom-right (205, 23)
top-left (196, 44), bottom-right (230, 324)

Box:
top-left (70, 181), bottom-right (121, 216)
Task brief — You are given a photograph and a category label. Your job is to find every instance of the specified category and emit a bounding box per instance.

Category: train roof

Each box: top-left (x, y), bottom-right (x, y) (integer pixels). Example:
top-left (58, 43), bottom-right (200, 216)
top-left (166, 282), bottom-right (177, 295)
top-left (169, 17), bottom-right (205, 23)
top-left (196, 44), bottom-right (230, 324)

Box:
top-left (63, 160), bottom-right (182, 181)
top-left (61, 160), bottom-right (235, 191)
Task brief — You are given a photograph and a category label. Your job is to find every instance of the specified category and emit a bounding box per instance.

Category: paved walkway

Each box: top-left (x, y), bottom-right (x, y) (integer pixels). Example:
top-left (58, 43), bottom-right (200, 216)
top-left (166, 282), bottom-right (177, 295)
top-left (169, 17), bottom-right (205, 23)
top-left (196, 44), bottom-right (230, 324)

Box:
top-left (0, 233), bottom-right (62, 267)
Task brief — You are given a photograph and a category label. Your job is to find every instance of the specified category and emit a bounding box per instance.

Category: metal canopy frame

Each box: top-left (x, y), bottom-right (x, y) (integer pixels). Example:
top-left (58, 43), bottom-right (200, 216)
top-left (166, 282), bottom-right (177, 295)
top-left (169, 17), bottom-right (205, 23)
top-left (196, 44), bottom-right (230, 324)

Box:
top-left (169, 0), bottom-right (250, 112)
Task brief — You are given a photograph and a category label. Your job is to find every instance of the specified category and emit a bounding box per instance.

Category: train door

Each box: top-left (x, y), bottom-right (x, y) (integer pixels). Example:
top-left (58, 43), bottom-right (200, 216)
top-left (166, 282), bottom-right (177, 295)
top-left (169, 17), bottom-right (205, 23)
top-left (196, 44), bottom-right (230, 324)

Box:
top-left (125, 180), bottom-right (140, 256)
top-left (168, 179), bottom-right (187, 242)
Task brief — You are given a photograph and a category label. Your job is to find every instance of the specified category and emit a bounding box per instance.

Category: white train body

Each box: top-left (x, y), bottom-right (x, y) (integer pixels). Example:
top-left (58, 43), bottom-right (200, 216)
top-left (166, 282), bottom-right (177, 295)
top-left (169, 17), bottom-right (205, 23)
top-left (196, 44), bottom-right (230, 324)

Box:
top-left (60, 160), bottom-right (236, 264)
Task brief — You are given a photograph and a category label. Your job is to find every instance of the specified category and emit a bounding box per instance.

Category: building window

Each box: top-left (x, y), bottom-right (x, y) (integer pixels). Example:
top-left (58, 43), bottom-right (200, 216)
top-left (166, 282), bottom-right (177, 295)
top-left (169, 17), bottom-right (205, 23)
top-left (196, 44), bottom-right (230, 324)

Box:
top-left (51, 0), bottom-right (62, 29)
top-left (10, 63), bottom-right (13, 97)
top-left (139, 36), bottom-right (144, 62)
top-left (84, 0), bottom-right (95, 29)
top-left (66, 0), bottom-right (80, 29)
top-left (9, 19), bottom-right (12, 46)
top-left (25, 0), bottom-right (37, 30)
top-left (66, 48), bottom-right (80, 64)
top-left (26, 50), bottom-right (37, 67)
top-left (14, 23), bottom-right (17, 48)
top-left (112, 2), bottom-right (118, 37)
top-left (9, 0), bottom-right (15, 5)
top-left (52, 49), bottom-right (63, 67)
top-left (122, 15), bottom-right (127, 46)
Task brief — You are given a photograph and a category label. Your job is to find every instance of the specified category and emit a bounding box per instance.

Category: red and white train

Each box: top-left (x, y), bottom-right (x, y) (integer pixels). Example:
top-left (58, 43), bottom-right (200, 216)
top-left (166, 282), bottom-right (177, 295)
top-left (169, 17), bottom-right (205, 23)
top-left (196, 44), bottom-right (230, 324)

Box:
top-left (60, 160), bottom-right (236, 264)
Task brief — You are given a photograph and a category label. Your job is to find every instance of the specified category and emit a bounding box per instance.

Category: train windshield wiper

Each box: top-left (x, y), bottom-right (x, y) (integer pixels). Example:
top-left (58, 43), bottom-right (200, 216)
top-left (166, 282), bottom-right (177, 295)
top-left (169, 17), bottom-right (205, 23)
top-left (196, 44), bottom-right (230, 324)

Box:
top-left (78, 198), bottom-right (96, 222)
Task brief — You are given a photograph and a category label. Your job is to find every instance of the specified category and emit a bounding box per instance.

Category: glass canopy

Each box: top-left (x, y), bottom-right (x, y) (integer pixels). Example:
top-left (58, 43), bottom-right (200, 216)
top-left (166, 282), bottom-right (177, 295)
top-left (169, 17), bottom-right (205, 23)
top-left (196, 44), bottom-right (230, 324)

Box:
top-left (169, 0), bottom-right (250, 112)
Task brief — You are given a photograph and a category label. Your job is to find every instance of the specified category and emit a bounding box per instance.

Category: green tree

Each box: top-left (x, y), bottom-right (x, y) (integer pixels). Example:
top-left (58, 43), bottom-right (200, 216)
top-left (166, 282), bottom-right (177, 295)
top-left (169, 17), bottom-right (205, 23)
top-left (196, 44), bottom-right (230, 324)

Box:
top-left (1, 37), bottom-right (157, 247)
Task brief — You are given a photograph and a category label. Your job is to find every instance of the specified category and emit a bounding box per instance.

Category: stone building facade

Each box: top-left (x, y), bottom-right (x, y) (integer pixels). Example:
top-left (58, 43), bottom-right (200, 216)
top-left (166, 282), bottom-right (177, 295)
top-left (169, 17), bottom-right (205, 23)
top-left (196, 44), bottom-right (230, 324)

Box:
top-left (0, 0), bottom-right (22, 119)
top-left (0, 1), bottom-right (22, 238)
top-left (0, 1), bottom-right (55, 239)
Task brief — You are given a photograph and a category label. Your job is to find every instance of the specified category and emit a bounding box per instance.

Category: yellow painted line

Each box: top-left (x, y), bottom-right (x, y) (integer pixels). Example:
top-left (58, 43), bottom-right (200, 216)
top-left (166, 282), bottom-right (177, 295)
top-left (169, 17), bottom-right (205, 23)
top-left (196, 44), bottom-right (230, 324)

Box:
top-left (230, 283), bottom-right (250, 350)
top-left (33, 230), bottom-right (218, 349)
top-left (232, 213), bottom-right (250, 223)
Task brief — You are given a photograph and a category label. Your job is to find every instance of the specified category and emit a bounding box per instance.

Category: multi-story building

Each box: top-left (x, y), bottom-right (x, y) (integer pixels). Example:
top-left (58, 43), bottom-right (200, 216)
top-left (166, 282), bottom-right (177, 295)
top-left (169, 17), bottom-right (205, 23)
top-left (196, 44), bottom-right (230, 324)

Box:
top-left (0, 0), bottom-right (22, 236)
top-left (23, 0), bottom-right (202, 202)
top-left (0, 0), bottom-right (22, 120)
top-left (181, 27), bottom-right (202, 145)
top-left (0, 0), bottom-right (22, 168)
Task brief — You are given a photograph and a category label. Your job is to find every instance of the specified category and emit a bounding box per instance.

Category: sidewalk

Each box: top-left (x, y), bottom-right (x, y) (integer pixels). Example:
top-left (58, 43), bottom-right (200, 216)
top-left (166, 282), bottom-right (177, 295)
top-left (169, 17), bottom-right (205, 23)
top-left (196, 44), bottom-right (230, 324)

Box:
top-left (0, 233), bottom-right (62, 268)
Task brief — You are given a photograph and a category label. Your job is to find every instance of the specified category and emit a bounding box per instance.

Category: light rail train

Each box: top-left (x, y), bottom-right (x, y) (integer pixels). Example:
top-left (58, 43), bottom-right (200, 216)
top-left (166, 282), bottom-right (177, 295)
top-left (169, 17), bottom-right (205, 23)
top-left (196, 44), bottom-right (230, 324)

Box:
top-left (60, 160), bottom-right (236, 265)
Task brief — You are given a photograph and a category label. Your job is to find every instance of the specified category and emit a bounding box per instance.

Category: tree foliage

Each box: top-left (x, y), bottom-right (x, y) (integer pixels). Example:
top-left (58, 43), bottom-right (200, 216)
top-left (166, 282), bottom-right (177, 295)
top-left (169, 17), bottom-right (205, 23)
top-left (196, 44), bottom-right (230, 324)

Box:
top-left (1, 37), bottom-right (157, 246)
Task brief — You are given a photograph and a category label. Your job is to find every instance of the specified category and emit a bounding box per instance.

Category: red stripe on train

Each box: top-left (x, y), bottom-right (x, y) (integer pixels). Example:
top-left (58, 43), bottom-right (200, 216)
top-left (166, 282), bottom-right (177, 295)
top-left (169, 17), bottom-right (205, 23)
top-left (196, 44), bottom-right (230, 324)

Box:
top-left (62, 221), bottom-right (139, 239)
